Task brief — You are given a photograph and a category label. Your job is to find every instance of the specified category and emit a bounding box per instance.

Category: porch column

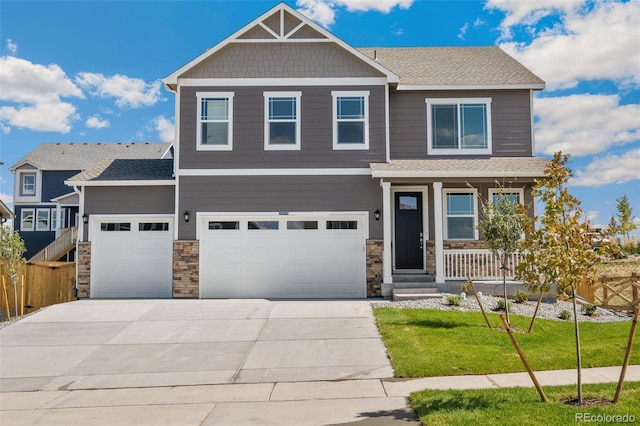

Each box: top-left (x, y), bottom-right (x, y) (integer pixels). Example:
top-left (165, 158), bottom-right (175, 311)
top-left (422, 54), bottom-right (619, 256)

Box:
top-left (55, 204), bottom-right (62, 238)
top-left (381, 180), bottom-right (393, 286)
top-left (433, 182), bottom-right (445, 284)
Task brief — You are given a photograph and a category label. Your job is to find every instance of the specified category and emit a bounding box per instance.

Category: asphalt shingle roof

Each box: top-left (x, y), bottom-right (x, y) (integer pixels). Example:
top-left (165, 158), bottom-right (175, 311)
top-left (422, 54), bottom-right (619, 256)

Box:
top-left (66, 159), bottom-right (174, 182)
top-left (357, 46), bottom-right (545, 87)
top-left (10, 142), bottom-right (172, 171)
top-left (370, 157), bottom-right (549, 178)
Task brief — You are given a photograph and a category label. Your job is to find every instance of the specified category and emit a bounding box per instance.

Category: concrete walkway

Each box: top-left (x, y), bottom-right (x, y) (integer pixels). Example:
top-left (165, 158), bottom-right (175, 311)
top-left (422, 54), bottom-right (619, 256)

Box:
top-left (0, 300), bottom-right (638, 425)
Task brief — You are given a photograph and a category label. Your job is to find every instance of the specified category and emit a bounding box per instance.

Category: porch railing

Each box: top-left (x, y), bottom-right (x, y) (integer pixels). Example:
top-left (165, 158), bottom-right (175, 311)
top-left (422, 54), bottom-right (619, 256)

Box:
top-left (444, 249), bottom-right (523, 280)
top-left (29, 227), bottom-right (78, 262)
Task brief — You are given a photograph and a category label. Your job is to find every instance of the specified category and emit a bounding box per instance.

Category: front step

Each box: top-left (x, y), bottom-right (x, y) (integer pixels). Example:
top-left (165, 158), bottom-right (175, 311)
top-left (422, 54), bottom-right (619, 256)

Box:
top-left (392, 286), bottom-right (442, 301)
top-left (392, 273), bottom-right (434, 283)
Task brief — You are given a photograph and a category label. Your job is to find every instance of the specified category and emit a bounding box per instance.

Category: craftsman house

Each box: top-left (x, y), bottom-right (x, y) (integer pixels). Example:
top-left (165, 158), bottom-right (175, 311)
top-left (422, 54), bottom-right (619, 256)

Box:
top-left (63, 2), bottom-right (546, 299)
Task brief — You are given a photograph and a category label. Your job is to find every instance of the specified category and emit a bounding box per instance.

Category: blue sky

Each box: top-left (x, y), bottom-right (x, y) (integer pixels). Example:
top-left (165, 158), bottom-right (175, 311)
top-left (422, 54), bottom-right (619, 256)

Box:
top-left (1, 0), bottom-right (638, 233)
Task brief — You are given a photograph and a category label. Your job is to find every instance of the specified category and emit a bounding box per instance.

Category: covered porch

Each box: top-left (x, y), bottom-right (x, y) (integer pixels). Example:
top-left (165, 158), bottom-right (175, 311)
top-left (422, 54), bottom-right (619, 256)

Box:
top-left (370, 157), bottom-right (548, 297)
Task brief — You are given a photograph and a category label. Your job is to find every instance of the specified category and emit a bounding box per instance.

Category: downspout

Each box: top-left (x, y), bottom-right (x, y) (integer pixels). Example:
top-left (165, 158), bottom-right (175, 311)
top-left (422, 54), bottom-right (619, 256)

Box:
top-left (72, 185), bottom-right (83, 298)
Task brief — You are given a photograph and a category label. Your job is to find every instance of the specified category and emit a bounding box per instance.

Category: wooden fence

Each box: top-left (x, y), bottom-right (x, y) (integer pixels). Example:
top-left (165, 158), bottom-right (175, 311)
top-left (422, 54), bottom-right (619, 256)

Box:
top-left (1, 261), bottom-right (76, 318)
top-left (575, 273), bottom-right (639, 312)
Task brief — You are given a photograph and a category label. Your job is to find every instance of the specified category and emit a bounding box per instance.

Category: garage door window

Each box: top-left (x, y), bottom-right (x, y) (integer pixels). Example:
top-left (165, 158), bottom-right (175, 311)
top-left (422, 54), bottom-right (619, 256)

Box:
top-left (101, 223), bottom-right (131, 231)
top-left (139, 222), bottom-right (169, 231)
top-left (326, 220), bottom-right (358, 230)
top-left (287, 220), bottom-right (318, 230)
top-left (209, 221), bottom-right (240, 230)
top-left (249, 221), bottom-right (279, 230)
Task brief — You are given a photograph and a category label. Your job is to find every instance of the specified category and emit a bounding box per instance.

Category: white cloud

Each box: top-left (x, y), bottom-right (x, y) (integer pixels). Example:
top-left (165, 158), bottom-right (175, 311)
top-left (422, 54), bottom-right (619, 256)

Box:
top-left (572, 149), bottom-right (640, 187)
top-left (457, 23), bottom-right (469, 40)
top-left (85, 115), bottom-right (109, 129)
top-left (297, 0), bottom-right (413, 28)
top-left (497, 1), bottom-right (640, 91)
top-left (152, 115), bottom-right (175, 142)
top-left (5, 39), bottom-right (17, 56)
top-left (534, 94), bottom-right (640, 156)
top-left (390, 23), bottom-right (405, 36)
top-left (75, 72), bottom-right (164, 108)
top-left (0, 192), bottom-right (12, 206)
top-left (0, 101), bottom-right (79, 133)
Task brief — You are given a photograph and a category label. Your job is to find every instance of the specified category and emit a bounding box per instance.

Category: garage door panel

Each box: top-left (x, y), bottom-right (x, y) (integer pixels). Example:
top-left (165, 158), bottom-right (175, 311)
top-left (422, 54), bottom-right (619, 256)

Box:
top-left (201, 215), bottom-right (365, 299)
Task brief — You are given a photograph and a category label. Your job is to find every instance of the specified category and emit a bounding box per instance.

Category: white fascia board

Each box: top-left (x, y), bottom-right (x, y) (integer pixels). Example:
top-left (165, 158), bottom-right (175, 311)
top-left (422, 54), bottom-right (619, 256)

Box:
top-left (396, 83), bottom-right (546, 91)
top-left (50, 191), bottom-right (79, 203)
top-left (9, 160), bottom-right (40, 172)
top-left (64, 180), bottom-right (176, 187)
top-left (370, 170), bottom-right (544, 179)
top-left (178, 168), bottom-right (371, 176)
top-left (163, 3), bottom-right (399, 88)
top-left (178, 77), bottom-right (388, 87)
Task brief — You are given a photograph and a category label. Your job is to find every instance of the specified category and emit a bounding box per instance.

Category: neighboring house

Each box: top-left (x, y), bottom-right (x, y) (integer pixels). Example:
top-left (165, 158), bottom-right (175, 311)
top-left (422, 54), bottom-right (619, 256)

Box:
top-left (0, 199), bottom-right (13, 225)
top-left (10, 143), bottom-right (172, 260)
top-left (68, 3), bottom-right (548, 299)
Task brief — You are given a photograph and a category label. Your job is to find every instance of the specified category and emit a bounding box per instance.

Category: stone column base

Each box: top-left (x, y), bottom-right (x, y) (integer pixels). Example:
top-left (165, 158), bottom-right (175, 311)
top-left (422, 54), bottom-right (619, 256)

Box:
top-left (173, 240), bottom-right (199, 298)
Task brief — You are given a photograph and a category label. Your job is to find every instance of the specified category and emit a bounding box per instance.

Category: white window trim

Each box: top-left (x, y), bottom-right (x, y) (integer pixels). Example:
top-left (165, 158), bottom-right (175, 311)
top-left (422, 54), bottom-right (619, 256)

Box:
top-left (263, 91), bottom-right (302, 151)
top-left (332, 91), bottom-right (370, 150)
top-left (14, 169), bottom-right (42, 203)
top-left (21, 173), bottom-right (36, 196)
top-left (36, 208), bottom-right (51, 231)
top-left (488, 188), bottom-right (525, 206)
top-left (443, 189), bottom-right (479, 240)
top-left (426, 98), bottom-right (492, 156)
top-left (20, 208), bottom-right (35, 231)
top-left (196, 92), bottom-right (234, 151)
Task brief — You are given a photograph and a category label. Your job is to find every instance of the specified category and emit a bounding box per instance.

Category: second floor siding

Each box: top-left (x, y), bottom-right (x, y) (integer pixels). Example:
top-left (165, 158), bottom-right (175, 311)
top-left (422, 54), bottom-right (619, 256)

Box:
top-left (179, 85), bottom-right (387, 169)
top-left (389, 89), bottom-right (534, 159)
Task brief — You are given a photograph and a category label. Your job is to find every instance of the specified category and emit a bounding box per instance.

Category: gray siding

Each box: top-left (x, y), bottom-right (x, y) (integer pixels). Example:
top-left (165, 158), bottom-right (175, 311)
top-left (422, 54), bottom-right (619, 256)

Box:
top-left (178, 175), bottom-right (382, 240)
top-left (183, 43), bottom-right (384, 79)
top-left (84, 186), bottom-right (175, 215)
top-left (389, 90), bottom-right (533, 159)
top-left (179, 86), bottom-right (387, 169)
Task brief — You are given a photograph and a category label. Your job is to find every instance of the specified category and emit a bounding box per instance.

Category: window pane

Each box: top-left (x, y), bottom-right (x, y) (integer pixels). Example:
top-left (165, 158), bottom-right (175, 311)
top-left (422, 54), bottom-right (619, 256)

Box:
top-left (139, 222), bottom-right (169, 231)
top-left (326, 220), bottom-right (358, 230)
top-left (460, 104), bottom-right (487, 149)
top-left (269, 122), bottom-right (296, 145)
top-left (202, 122), bottom-right (228, 145)
top-left (248, 221), bottom-right (279, 230)
top-left (21, 210), bottom-right (34, 229)
top-left (446, 193), bottom-right (474, 215)
top-left (492, 192), bottom-right (520, 205)
top-left (208, 221), bottom-right (239, 230)
top-left (399, 196), bottom-right (418, 210)
top-left (269, 97), bottom-right (296, 120)
top-left (432, 105), bottom-right (457, 149)
top-left (337, 97), bottom-right (364, 119)
top-left (201, 98), bottom-right (228, 120)
top-left (448, 217), bottom-right (474, 239)
top-left (337, 122), bottom-right (364, 144)
top-left (37, 210), bottom-right (50, 230)
top-left (101, 223), bottom-right (131, 231)
top-left (287, 221), bottom-right (318, 230)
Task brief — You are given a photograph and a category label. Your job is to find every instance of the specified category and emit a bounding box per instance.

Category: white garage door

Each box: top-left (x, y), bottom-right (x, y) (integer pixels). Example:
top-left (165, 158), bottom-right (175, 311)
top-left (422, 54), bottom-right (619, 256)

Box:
top-left (200, 215), bottom-right (366, 299)
top-left (91, 217), bottom-right (173, 298)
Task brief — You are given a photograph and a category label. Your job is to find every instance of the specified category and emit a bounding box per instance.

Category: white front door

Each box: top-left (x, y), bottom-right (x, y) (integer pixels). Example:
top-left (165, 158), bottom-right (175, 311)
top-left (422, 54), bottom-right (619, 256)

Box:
top-left (200, 214), bottom-right (366, 299)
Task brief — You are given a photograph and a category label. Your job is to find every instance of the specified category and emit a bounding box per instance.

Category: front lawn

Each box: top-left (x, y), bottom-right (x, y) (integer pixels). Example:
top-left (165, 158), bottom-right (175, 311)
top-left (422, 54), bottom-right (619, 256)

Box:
top-left (374, 308), bottom-right (639, 377)
top-left (410, 382), bottom-right (640, 426)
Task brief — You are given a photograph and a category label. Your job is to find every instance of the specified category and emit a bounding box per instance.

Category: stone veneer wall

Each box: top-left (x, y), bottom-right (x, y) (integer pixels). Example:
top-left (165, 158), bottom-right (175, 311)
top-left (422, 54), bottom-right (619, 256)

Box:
top-left (366, 240), bottom-right (383, 297)
top-left (173, 240), bottom-right (199, 298)
top-left (77, 241), bottom-right (91, 298)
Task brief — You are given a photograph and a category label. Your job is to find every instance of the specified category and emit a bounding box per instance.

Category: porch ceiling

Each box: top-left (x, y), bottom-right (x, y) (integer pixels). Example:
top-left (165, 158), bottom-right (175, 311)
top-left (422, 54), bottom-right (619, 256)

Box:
top-left (370, 157), bottom-right (549, 179)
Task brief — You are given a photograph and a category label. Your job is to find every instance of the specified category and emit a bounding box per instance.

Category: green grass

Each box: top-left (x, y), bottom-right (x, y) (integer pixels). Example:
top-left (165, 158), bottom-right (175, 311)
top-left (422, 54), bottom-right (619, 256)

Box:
top-left (373, 308), bottom-right (639, 377)
top-left (410, 382), bottom-right (640, 426)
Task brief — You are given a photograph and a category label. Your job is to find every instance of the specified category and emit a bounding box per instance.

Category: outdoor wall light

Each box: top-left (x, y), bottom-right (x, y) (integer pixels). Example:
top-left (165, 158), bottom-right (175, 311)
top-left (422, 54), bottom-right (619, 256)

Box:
top-left (183, 211), bottom-right (190, 223)
top-left (374, 209), bottom-right (381, 221)
top-left (82, 213), bottom-right (89, 224)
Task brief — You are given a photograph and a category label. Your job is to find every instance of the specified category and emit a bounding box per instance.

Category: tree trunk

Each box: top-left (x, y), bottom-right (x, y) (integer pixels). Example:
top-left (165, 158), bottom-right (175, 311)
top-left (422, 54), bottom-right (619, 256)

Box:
top-left (527, 289), bottom-right (545, 333)
top-left (502, 255), bottom-right (509, 325)
top-left (572, 285), bottom-right (583, 403)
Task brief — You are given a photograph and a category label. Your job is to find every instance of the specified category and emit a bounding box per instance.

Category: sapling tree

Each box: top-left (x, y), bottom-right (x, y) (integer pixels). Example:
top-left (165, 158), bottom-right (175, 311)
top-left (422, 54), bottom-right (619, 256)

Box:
top-left (477, 186), bottom-right (523, 326)
top-left (517, 152), bottom-right (598, 404)
top-left (615, 195), bottom-right (637, 241)
top-left (0, 226), bottom-right (26, 317)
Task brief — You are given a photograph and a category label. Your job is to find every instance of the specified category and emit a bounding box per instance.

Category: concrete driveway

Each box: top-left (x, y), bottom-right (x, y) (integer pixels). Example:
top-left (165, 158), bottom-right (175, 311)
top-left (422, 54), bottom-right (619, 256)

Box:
top-left (0, 299), bottom-right (417, 425)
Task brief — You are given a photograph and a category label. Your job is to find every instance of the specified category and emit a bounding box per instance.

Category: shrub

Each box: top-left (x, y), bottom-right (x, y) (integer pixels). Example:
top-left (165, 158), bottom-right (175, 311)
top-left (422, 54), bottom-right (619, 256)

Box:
top-left (495, 298), bottom-right (513, 312)
top-left (559, 309), bottom-right (572, 320)
top-left (513, 290), bottom-right (530, 303)
top-left (446, 295), bottom-right (462, 306)
top-left (581, 303), bottom-right (598, 316)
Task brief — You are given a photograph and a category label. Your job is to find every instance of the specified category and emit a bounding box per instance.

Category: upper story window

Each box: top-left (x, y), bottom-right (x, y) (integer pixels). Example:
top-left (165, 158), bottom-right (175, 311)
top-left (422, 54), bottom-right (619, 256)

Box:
top-left (196, 92), bottom-right (234, 151)
top-left (264, 92), bottom-right (301, 150)
top-left (426, 98), bottom-right (492, 155)
top-left (332, 91), bottom-right (369, 150)
top-left (444, 189), bottom-right (478, 240)
top-left (21, 173), bottom-right (36, 196)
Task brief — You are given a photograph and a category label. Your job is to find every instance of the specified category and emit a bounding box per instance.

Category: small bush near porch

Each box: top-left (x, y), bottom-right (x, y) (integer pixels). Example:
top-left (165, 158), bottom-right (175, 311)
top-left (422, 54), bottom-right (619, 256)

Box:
top-left (410, 382), bottom-right (640, 426)
top-left (373, 308), bottom-right (639, 378)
